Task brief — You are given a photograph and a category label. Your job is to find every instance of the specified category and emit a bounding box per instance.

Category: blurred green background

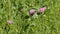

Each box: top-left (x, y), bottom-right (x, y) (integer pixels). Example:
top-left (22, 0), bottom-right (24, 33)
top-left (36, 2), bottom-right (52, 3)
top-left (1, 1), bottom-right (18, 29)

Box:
top-left (0, 0), bottom-right (60, 34)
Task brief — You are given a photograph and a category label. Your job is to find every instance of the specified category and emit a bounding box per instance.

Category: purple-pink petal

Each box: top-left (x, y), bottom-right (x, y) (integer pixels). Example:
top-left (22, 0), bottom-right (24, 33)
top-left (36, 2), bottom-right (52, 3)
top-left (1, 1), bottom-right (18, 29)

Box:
top-left (29, 9), bottom-right (35, 15)
top-left (39, 7), bottom-right (46, 13)
top-left (7, 20), bottom-right (12, 24)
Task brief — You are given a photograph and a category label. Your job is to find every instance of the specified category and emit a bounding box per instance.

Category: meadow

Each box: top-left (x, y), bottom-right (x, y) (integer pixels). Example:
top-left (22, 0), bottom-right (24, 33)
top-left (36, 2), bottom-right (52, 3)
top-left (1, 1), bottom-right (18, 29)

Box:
top-left (0, 0), bottom-right (60, 34)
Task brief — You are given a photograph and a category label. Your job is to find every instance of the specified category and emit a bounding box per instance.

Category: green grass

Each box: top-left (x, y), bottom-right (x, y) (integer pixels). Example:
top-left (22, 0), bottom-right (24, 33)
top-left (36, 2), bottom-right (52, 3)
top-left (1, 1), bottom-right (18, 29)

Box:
top-left (0, 0), bottom-right (60, 34)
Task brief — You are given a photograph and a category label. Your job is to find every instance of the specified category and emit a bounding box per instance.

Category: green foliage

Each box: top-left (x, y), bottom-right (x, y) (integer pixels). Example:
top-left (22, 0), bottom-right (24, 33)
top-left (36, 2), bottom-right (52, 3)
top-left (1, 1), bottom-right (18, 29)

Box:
top-left (0, 0), bottom-right (60, 34)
